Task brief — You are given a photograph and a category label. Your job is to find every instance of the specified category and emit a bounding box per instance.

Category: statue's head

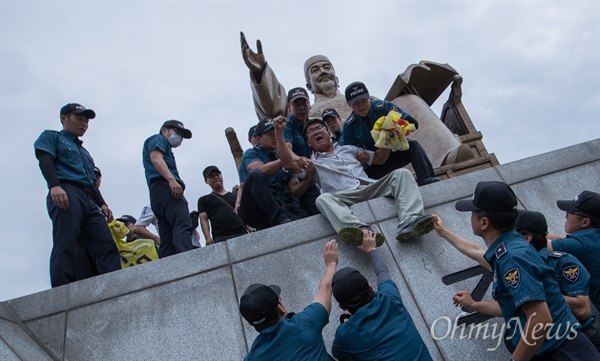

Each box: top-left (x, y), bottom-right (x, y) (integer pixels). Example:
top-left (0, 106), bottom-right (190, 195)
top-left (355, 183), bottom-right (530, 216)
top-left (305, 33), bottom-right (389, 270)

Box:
top-left (304, 55), bottom-right (339, 97)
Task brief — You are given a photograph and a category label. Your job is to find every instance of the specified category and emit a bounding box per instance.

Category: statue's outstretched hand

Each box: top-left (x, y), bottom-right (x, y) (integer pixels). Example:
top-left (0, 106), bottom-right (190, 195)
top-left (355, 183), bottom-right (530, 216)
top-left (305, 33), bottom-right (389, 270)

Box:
top-left (240, 32), bottom-right (266, 80)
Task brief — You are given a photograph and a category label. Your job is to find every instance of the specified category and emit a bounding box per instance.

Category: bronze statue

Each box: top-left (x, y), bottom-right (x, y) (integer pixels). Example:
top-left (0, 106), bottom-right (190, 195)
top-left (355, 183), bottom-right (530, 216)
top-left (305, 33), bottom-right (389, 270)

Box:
top-left (240, 32), bottom-right (473, 167)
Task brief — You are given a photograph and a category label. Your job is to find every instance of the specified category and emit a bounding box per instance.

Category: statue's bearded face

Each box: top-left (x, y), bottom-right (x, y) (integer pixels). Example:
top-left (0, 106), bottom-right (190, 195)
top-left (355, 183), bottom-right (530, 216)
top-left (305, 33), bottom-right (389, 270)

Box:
top-left (307, 61), bottom-right (338, 97)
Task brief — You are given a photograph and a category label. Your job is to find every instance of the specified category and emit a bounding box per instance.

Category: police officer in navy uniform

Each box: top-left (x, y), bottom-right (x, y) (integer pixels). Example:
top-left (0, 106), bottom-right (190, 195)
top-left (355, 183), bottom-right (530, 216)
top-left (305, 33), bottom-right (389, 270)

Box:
top-left (515, 210), bottom-right (600, 352)
top-left (34, 103), bottom-right (121, 288)
top-left (549, 191), bottom-right (600, 311)
top-left (321, 108), bottom-right (344, 145)
top-left (342, 81), bottom-right (439, 186)
top-left (142, 120), bottom-right (194, 258)
top-left (282, 87), bottom-right (321, 218)
top-left (454, 181), bottom-right (599, 361)
top-left (238, 119), bottom-right (313, 230)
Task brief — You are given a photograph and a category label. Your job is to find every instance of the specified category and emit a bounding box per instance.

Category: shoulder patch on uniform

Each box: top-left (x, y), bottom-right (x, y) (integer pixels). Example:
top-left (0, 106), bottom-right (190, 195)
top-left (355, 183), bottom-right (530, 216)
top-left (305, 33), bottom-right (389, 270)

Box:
top-left (549, 251), bottom-right (567, 258)
top-left (374, 102), bottom-right (384, 110)
top-left (503, 268), bottom-right (520, 288)
top-left (346, 114), bottom-right (356, 125)
top-left (562, 265), bottom-right (580, 283)
top-left (495, 242), bottom-right (507, 259)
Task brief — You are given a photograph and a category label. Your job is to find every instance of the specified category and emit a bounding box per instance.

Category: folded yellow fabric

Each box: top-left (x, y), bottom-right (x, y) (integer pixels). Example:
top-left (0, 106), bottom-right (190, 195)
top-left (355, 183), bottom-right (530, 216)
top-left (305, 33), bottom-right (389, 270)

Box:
top-left (370, 110), bottom-right (415, 151)
top-left (108, 220), bottom-right (159, 268)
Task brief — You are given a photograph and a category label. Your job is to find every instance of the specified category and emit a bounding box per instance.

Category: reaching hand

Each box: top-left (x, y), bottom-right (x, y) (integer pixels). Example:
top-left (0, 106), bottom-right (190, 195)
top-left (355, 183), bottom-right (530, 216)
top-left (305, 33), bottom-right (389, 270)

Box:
top-left (432, 214), bottom-right (447, 236)
top-left (324, 239), bottom-right (339, 267)
top-left (305, 161), bottom-right (315, 180)
top-left (357, 229), bottom-right (377, 253)
top-left (356, 148), bottom-right (370, 164)
top-left (240, 32), bottom-right (266, 78)
top-left (453, 291), bottom-right (475, 309)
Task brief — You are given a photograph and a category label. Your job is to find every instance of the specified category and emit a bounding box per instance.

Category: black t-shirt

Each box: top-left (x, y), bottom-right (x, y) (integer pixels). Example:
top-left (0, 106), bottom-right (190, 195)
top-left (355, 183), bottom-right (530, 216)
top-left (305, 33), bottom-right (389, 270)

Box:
top-left (197, 192), bottom-right (247, 242)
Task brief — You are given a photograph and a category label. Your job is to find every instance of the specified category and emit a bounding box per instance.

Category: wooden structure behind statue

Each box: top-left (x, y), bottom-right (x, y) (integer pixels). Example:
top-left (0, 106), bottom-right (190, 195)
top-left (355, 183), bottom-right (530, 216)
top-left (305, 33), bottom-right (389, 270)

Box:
top-left (385, 61), bottom-right (499, 179)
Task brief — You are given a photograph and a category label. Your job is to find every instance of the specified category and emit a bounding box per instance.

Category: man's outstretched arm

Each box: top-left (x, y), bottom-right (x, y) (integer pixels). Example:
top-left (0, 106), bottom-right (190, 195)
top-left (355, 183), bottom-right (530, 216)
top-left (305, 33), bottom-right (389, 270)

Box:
top-left (357, 230), bottom-right (391, 285)
top-left (433, 215), bottom-right (490, 271)
top-left (313, 240), bottom-right (339, 314)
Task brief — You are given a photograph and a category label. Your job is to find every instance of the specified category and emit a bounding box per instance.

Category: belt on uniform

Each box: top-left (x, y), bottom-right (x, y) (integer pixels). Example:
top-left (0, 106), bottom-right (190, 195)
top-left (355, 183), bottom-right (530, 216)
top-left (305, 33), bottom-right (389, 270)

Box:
top-left (149, 177), bottom-right (185, 190)
top-left (61, 180), bottom-right (95, 195)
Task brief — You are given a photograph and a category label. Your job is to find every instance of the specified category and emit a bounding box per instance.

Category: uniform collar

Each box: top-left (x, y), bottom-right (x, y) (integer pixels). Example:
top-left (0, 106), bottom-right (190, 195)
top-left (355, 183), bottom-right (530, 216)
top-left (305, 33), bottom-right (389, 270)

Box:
top-left (287, 114), bottom-right (307, 128)
top-left (484, 229), bottom-right (520, 264)
top-left (538, 247), bottom-right (551, 261)
top-left (255, 144), bottom-right (277, 158)
top-left (59, 130), bottom-right (82, 145)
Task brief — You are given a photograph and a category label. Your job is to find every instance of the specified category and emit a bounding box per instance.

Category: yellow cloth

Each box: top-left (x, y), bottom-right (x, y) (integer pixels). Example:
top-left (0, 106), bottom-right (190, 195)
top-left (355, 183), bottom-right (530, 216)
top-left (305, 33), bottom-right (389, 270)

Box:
top-left (108, 220), bottom-right (158, 268)
top-left (370, 110), bottom-right (416, 151)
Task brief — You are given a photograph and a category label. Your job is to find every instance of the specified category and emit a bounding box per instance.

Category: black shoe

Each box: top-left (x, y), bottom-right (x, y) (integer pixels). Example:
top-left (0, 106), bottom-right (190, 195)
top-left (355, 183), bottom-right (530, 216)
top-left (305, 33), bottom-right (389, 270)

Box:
top-left (396, 215), bottom-right (434, 242)
top-left (337, 227), bottom-right (385, 246)
top-left (418, 177), bottom-right (440, 186)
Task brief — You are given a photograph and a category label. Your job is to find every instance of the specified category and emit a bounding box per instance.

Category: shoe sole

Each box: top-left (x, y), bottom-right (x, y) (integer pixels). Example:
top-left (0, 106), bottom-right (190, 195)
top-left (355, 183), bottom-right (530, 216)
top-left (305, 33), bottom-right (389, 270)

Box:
top-left (396, 215), bottom-right (434, 242)
top-left (337, 227), bottom-right (385, 247)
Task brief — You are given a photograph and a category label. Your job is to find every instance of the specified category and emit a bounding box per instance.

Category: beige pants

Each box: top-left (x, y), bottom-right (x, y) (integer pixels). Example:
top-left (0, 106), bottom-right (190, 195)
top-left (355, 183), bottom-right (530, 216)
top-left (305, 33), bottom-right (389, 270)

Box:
top-left (315, 168), bottom-right (425, 235)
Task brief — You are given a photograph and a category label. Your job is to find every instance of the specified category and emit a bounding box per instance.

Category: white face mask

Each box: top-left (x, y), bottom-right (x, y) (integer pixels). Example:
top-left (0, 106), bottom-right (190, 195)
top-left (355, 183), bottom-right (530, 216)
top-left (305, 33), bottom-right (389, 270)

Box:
top-left (167, 131), bottom-right (183, 148)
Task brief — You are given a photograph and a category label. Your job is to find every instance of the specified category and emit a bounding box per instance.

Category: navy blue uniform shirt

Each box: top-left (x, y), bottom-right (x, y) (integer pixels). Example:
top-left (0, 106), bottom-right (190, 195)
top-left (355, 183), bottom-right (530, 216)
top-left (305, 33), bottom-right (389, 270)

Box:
top-left (34, 130), bottom-right (96, 187)
top-left (343, 99), bottom-right (412, 151)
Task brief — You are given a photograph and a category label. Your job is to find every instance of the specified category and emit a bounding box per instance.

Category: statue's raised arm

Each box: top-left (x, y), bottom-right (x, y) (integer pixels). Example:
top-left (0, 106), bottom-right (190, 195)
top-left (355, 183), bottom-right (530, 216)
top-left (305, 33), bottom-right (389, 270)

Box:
top-left (240, 32), bottom-right (287, 120)
top-left (240, 32), bottom-right (266, 82)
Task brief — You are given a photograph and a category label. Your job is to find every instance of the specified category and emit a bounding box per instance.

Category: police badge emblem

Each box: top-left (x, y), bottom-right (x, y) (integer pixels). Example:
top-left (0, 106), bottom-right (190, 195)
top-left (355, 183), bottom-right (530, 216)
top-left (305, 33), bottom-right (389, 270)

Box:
top-left (504, 268), bottom-right (520, 288)
top-left (562, 265), bottom-right (580, 282)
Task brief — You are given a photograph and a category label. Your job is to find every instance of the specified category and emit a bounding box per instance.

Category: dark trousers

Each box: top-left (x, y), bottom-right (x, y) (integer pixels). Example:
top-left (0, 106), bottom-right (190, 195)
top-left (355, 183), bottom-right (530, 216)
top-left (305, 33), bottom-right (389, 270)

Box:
top-left (531, 331), bottom-right (600, 360)
top-left (149, 179), bottom-right (193, 258)
top-left (283, 179), bottom-right (321, 219)
top-left (238, 169), bottom-right (293, 230)
top-left (584, 326), bottom-right (600, 353)
top-left (47, 183), bottom-right (121, 288)
top-left (75, 244), bottom-right (99, 281)
top-left (365, 139), bottom-right (435, 183)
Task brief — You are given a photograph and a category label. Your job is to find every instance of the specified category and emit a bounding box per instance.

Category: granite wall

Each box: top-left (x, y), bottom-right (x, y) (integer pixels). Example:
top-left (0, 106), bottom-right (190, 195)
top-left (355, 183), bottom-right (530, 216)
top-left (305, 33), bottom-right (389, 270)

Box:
top-left (1, 139), bottom-right (599, 361)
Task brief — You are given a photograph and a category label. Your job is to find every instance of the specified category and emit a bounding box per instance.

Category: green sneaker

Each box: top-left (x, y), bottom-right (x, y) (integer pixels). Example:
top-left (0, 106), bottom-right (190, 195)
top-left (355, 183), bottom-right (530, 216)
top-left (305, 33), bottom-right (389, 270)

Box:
top-left (337, 227), bottom-right (385, 246)
top-left (396, 215), bottom-right (434, 242)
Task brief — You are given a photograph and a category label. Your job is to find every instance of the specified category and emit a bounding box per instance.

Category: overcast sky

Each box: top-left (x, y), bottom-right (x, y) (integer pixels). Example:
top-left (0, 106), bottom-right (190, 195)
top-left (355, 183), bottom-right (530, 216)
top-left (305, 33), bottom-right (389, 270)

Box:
top-left (1, 1), bottom-right (598, 301)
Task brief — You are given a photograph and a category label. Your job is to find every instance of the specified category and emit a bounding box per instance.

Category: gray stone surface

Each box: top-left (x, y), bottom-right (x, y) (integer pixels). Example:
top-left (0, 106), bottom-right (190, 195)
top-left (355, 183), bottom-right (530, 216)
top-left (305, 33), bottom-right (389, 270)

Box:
top-left (68, 241), bottom-right (230, 309)
top-left (0, 339), bottom-right (20, 361)
top-left (0, 318), bottom-right (53, 361)
top-left (26, 313), bottom-right (65, 359)
top-left (1, 139), bottom-right (597, 361)
top-left (7, 285), bottom-right (67, 322)
top-left (228, 213), bottom-right (334, 262)
top-left (0, 303), bottom-right (15, 322)
top-left (419, 166), bottom-right (503, 209)
top-left (65, 267), bottom-right (246, 361)
top-left (497, 138), bottom-right (600, 184)
top-left (511, 161), bottom-right (600, 235)
top-left (366, 196), bottom-right (397, 223)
